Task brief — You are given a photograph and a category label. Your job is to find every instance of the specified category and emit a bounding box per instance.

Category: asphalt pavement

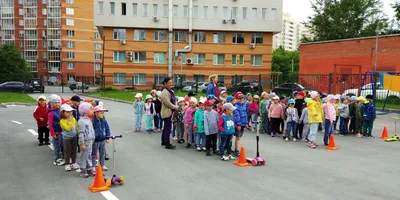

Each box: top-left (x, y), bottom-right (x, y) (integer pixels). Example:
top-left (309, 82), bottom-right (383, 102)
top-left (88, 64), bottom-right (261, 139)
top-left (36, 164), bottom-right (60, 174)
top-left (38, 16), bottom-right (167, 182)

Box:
top-left (0, 92), bottom-right (399, 200)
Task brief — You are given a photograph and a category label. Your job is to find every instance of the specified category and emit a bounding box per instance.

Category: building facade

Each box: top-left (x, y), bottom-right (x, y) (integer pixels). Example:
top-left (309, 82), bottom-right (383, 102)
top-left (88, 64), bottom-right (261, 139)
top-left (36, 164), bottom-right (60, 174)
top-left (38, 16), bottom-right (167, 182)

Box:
top-left (94, 0), bottom-right (283, 90)
top-left (273, 13), bottom-right (311, 51)
top-left (0, 0), bottom-right (102, 83)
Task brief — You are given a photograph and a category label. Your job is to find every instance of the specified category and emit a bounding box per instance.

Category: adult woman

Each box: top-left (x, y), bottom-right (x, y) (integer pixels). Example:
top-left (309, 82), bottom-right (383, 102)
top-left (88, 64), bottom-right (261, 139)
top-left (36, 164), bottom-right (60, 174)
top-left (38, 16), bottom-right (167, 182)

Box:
top-left (160, 77), bottom-right (178, 149)
top-left (206, 74), bottom-right (220, 99)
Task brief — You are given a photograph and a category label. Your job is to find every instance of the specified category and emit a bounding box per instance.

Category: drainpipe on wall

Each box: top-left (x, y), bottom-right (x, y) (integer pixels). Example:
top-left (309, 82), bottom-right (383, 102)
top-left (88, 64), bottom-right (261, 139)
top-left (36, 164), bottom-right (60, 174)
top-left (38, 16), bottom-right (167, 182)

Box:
top-left (168, 0), bottom-right (174, 77)
top-left (174, 0), bottom-right (193, 64)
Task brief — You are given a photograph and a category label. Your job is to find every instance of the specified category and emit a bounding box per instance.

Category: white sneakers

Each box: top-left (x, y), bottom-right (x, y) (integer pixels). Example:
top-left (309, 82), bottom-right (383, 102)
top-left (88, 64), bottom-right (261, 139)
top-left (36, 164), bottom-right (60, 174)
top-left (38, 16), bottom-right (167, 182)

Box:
top-left (221, 155), bottom-right (236, 161)
top-left (65, 164), bottom-right (72, 171)
top-left (102, 165), bottom-right (108, 171)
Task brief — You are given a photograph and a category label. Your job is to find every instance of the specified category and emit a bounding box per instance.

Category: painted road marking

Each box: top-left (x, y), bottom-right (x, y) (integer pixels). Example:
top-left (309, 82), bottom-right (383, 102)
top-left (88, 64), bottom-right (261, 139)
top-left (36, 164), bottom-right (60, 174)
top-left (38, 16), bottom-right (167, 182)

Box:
top-left (28, 129), bottom-right (38, 136)
top-left (101, 191), bottom-right (120, 200)
top-left (11, 120), bottom-right (22, 125)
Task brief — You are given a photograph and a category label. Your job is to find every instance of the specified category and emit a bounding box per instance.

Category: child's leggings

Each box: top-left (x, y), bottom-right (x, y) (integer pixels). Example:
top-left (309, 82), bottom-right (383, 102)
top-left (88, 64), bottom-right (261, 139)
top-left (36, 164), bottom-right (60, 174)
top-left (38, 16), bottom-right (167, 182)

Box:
top-left (308, 123), bottom-right (319, 142)
top-left (195, 132), bottom-right (206, 148)
top-left (187, 124), bottom-right (194, 144)
top-left (270, 118), bottom-right (281, 134)
top-left (134, 113), bottom-right (143, 131)
top-left (91, 140), bottom-right (106, 166)
top-left (79, 140), bottom-right (94, 170)
top-left (52, 134), bottom-right (63, 161)
top-left (302, 123), bottom-right (310, 140)
top-left (324, 119), bottom-right (333, 145)
top-left (63, 136), bottom-right (77, 165)
top-left (251, 114), bottom-right (259, 130)
top-left (145, 114), bottom-right (153, 131)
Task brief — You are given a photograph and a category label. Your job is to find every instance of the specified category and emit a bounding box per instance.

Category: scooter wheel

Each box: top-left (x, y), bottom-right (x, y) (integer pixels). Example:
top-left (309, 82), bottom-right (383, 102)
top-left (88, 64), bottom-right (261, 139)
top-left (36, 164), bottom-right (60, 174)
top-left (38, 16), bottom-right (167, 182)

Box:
top-left (119, 176), bottom-right (124, 185)
top-left (251, 159), bottom-right (257, 166)
top-left (105, 178), bottom-right (112, 187)
top-left (261, 158), bottom-right (266, 165)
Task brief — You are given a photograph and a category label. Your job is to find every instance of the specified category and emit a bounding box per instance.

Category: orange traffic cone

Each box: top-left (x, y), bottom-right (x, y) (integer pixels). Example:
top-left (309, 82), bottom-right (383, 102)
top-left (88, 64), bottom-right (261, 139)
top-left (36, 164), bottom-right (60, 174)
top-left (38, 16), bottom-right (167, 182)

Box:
top-left (88, 165), bottom-right (110, 193)
top-left (380, 127), bottom-right (388, 139)
top-left (325, 135), bottom-right (338, 150)
top-left (234, 146), bottom-right (250, 167)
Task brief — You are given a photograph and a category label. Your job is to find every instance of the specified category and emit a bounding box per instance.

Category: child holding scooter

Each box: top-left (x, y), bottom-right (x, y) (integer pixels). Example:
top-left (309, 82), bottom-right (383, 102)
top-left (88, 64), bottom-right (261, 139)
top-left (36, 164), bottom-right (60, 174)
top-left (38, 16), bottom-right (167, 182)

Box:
top-left (91, 105), bottom-right (111, 173)
top-left (78, 102), bottom-right (95, 178)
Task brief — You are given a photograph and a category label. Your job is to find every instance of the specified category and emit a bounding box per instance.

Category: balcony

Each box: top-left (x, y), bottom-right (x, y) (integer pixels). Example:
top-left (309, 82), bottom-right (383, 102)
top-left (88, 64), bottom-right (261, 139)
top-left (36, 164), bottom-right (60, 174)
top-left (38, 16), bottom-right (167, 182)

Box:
top-left (49, 67), bottom-right (61, 73)
top-left (25, 56), bottom-right (37, 61)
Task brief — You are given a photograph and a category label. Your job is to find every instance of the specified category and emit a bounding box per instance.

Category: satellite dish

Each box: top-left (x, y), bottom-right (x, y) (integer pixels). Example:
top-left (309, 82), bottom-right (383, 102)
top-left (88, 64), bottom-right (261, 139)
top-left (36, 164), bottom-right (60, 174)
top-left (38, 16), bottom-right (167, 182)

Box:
top-left (49, 76), bottom-right (57, 83)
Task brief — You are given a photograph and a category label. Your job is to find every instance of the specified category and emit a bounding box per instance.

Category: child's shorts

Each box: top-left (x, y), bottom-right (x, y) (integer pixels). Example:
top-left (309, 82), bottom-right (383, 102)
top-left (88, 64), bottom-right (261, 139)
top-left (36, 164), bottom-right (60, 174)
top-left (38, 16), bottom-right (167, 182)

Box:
top-left (234, 126), bottom-right (245, 137)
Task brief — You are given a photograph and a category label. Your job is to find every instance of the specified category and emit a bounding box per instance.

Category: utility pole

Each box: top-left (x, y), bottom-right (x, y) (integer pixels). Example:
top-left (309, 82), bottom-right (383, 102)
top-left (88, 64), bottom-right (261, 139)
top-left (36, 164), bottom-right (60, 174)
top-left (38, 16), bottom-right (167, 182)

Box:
top-left (91, 37), bottom-right (96, 84)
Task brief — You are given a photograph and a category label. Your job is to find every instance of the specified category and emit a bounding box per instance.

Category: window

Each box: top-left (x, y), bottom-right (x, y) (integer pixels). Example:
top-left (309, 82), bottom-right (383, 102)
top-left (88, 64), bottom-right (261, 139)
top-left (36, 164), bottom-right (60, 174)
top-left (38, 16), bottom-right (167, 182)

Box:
top-left (95, 43), bottom-right (102, 50)
top-left (42, 41), bottom-right (47, 47)
top-left (67, 52), bottom-right (75, 59)
top-left (19, 31), bottom-right (24, 37)
top-left (153, 4), bottom-right (158, 16)
top-left (262, 8), bottom-right (266, 20)
top-left (134, 30), bottom-right (146, 41)
top-left (194, 54), bottom-right (205, 65)
top-left (134, 52), bottom-right (146, 63)
top-left (194, 32), bottom-right (206, 43)
top-left (183, 5), bottom-right (188, 17)
top-left (213, 6), bottom-right (218, 18)
top-left (43, 19), bottom-right (47, 26)
top-left (95, 53), bottom-right (102, 60)
top-left (42, 0), bottom-right (46, 4)
top-left (232, 33), bottom-right (244, 44)
top-left (67, 30), bottom-right (74, 37)
top-left (251, 55), bottom-right (262, 66)
top-left (203, 6), bottom-right (208, 18)
top-left (98, 1), bottom-right (104, 14)
top-left (113, 73), bottom-right (126, 85)
top-left (67, 63), bottom-right (75, 70)
top-left (194, 75), bottom-right (205, 82)
top-left (19, 20), bottom-right (24, 26)
top-left (18, 0), bottom-right (23, 4)
top-left (113, 29), bottom-right (126, 40)
top-left (181, 53), bottom-right (186, 64)
top-left (213, 32), bottom-right (226, 44)
top-left (239, 54), bottom-right (244, 65)
top-left (19, 41), bottom-right (23, 47)
top-left (42, 8), bottom-right (47, 15)
top-left (67, 41), bottom-right (74, 48)
top-left (232, 7), bottom-right (237, 19)
top-left (66, 0), bottom-right (74, 3)
top-left (242, 7), bottom-right (247, 19)
top-left (110, 2), bottom-right (115, 15)
top-left (174, 31), bottom-right (186, 42)
top-left (154, 52), bottom-right (166, 64)
top-left (251, 33), bottom-right (263, 44)
top-left (42, 30), bottom-right (47, 37)
top-left (154, 30), bottom-right (167, 42)
top-left (113, 51), bottom-right (126, 63)
top-left (213, 54), bottom-right (225, 65)
top-left (94, 32), bottom-right (100, 39)
top-left (43, 52), bottom-right (47, 58)
top-left (42, 63), bottom-right (47, 70)
top-left (66, 19), bottom-right (74, 26)
top-left (95, 64), bottom-right (102, 71)
top-left (134, 74), bottom-right (146, 85)
top-left (271, 8), bottom-right (277, 21)
top-left (173, 5), bottom-right (178, 16)
top-left (223, 7), bottom-right (228, 19)
top-left (142, 3), bottom-right (148, 16)
top-left (232, 55), bottom-right (237, 66)
top-left (174, 74), bottom-right (186, 85)
top-left (19, 9), bottom-right (24, 15)
top-left (121, 3), bottom-right (126, 15)
top-left (66, 8), bottom-right (74, 15)
top-left (252, 8), bottom-right (257, 20)
top-left (154, 74), bottom-right (166, 85)
top-left (163, 4), bottom-right (168, 17)
top-left (133, 3), bottom-right (137, 16)
top-left (193, 6), bottom-right (198, 18)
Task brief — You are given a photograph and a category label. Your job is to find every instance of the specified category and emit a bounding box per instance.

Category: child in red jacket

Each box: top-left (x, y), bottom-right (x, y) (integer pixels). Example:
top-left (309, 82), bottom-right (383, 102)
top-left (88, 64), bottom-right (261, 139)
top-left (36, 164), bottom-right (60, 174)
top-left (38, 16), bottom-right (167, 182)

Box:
top-left (33, 95), bottom-right (49, 146)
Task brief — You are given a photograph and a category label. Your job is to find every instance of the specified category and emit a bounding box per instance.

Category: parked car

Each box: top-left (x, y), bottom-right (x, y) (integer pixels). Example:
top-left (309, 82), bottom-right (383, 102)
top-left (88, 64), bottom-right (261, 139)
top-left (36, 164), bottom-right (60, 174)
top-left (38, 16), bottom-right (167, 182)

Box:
top-left (183, 82), bottom-right (227, 93)
top-left (29, 78), bottom-right (45, 93)
top-left (69, 82), bottom-right (89, 91)
top-left (343, 83), bottom-right (400, 100)
top-left (272, 83), bottom-right (307, 96)
top-left (0, 81), bottom-right (33, 93)
top-left (228, 80), bottom-right (262, 94)
top-left (174, 80), bottom-right (196, 90)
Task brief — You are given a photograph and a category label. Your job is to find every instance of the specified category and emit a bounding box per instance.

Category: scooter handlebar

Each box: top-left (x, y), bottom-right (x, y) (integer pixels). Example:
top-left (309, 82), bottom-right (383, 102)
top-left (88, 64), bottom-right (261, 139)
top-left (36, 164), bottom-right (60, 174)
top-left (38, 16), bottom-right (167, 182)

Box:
top-left (106, 135), bottom-right (122, 139)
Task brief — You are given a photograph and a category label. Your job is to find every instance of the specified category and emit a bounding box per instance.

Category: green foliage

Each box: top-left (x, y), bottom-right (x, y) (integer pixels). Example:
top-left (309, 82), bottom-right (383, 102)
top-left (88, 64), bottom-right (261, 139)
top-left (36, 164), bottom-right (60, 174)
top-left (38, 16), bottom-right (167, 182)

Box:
top-left (272, 46), bottom-right (300, 75)
top-left (0, 44), bottom-right (29, 83)
top-left (303, 0), bottom-right (388, 42)
top-left (394, 1), bottom-right (400, 22)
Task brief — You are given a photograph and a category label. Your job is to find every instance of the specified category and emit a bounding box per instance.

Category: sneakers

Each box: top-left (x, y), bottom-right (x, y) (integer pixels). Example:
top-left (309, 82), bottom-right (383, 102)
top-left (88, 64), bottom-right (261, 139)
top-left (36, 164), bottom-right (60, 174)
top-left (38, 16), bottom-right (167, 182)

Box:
top-left (105, 153), bottom-right (109, 160)
top-left (285, 138), bottom-right (289, 142)
top-left (213, 150), bottom-right (219, 156)
top-left (53, 158), bottom-right (65, 166)
top-left (234, 150), bottom-right (240, 157)
top-left (356, 133), bottom-right (362, 138)
top-left (196, 147), bottom-right (201, 151)
top-left (185, 143), bottom-right (192, 148)
top-left (172, 136), bottom-right (178, 141)
top-left (221, 155), bottom-right (229, 161)
top-left (308, 142), bottom-right (316, 149)
top-left (65, 164), bottom-right (72, 171)
top-left (102, 165), bottom-right (108, 171)
top-left (88, 168), bottom-right (96, 177)
top-left (368, 136), bottom-right (374, 139)
top-left (161, 142), bottom-right (167, 146)
top-left (228, 155), bottom-right (236, 160)
top-left (44, 142), bottom-right (51, 145)
top-left (71, 163), bottom-right (80, 170)
top-left (202, 147), bottom-right (206, 151)
top-left (206, 150), bottom-right (211, 156)
top-left (293, 138), bottom-right (297, 142)
top-left (177, 139), bottom-right (184, 144)
top-left (80, 170), bottom-right (89, 178)
top-left (38, 142), bottom-right (44, 146)
top-left (165, 143), bottom-right (176, 150)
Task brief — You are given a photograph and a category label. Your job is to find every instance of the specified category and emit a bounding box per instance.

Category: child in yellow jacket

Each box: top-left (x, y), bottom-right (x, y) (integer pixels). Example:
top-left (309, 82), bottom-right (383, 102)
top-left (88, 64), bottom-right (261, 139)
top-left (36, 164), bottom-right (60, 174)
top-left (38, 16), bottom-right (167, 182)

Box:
top-left (60, 104), bottom-right (79, 172)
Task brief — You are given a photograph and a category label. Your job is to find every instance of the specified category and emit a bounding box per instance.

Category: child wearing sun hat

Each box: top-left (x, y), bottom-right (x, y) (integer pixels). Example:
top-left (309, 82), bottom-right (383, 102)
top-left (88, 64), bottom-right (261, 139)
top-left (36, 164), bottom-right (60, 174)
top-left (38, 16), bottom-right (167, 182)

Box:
top-left (77, 102), bottom-right (95, 178)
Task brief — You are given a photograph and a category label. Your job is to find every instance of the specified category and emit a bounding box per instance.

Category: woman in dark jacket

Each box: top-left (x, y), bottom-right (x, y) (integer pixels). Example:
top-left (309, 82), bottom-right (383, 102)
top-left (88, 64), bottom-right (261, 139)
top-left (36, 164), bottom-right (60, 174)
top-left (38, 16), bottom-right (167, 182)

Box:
top-left (206, 74), bottom-right (219, 99)
top-left (160, 77), bottom-right (178, 150)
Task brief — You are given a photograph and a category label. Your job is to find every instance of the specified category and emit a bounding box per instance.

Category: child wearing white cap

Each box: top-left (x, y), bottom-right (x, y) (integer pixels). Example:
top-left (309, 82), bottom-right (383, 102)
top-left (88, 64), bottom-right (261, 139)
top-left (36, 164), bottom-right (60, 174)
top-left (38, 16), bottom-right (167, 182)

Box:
top-left (60, 104), bottom-right (79, 172)
top-left (307, 91), bottom-right (323, 149)
top-left (48, 94), bottom-right (65, 165)
top-left (133, 93), bottom-right (145, 132)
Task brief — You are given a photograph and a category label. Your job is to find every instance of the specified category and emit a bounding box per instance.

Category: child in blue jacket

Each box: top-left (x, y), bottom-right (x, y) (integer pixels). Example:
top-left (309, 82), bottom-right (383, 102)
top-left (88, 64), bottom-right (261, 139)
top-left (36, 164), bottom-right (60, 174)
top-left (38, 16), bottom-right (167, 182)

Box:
top-left (361, 95), bottom-right (376, 138)
top-left (91, 105), bottom-right (111, 172)
top-left (218, 103), bottom-right (237, 161)
top-left (233, 92), bottom-right (248, 156)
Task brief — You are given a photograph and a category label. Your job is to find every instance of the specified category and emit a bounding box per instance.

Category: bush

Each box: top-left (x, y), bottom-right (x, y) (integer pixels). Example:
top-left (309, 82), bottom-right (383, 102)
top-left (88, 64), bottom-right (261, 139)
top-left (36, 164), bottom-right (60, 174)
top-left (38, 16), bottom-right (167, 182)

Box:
top-left (101, 87), bottom-right (117, 92)
top-left (387, 95), bottom-right (400, 104)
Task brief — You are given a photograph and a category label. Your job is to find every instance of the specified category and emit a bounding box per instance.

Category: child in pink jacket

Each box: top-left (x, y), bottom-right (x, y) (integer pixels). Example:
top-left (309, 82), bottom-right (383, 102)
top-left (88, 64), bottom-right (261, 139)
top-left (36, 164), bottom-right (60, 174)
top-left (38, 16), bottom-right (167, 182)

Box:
top-left (248, 95), bottom-right (260, 132)
top-left (268, 96), bottom-right (285, 137)
top-left (324, 95), bottom-right (337, 146)
top-left (184, 97), bottom-right (198, 148)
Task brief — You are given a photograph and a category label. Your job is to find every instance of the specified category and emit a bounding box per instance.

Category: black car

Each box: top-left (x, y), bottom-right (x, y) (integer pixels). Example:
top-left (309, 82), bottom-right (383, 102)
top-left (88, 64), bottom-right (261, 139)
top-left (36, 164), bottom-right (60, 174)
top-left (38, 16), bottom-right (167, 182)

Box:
top-left (228, 80), bottom-right (263, 94)
top-left (272, 83), bottom-right (320, 97)
top-left (29, 78), bottom-right (45, 93)
top-left (0, 81), bottom-right (33, 93)
top-left (69, 83), bottom-right (89, 90)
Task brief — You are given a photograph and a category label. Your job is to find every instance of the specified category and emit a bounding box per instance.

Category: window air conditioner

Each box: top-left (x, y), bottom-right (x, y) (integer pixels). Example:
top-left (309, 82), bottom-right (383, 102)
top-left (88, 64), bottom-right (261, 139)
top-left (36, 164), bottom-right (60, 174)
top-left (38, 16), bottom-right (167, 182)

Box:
top-left (120, 40), bottom-right (126, 45)
top-left (222, 19), bottom-right (228, 23)
top-left (250, 43), bottom-right (256, 49)
top-left (153, 16), bottom-right (159, 21)
top-left (231, 19), bottom-right (237, 24)
top-left (186, 58), bottom-right (193, 65)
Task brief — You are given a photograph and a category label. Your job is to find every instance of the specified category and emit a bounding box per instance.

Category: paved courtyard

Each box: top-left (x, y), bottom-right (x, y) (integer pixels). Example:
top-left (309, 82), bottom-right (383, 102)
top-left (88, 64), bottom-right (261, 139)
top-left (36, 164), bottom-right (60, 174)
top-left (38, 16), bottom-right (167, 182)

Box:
top-left (0, 92), bottom-right (399, 200)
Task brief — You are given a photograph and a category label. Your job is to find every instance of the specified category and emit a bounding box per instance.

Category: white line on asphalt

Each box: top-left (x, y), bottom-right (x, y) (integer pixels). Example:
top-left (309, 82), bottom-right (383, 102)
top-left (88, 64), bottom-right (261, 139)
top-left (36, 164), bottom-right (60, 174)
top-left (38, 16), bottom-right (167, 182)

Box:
top-left (28, 129), bottom-right (38, 136)
top-left (11, 120), bottom-right (22, 125)
top-left (101, 191), bottom-right (120, 200)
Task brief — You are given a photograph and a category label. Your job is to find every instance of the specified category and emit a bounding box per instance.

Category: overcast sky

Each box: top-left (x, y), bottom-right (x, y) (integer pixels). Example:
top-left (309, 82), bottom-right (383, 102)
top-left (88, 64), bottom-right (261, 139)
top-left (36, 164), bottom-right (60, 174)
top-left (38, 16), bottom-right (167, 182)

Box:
top-left (283, 0), bottom-right (396, 23)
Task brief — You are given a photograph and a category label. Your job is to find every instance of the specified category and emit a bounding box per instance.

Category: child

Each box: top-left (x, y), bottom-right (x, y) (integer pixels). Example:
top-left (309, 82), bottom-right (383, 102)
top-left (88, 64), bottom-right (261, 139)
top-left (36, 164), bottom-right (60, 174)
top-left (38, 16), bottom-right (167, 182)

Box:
top-left (133, 93), bottom-right (144, 132)
top-left (248, 95), bottom-right (260, 132)
top-left (184, 97), bottom-right (198, 148)
top-left (245, 93), bottom-right (253, 129)
top-left (70, 95), bottom-right (82, 121)
top-left (279, 96), bottom-right (287, 134)
top-left (259, 92), bottom-right (270, 134)
top-left (226, 96), bottom-right (234, 104)
top-left (204, 100), bottom-right (219, 156)
top-left (348, 96), bottom-right (358, 134)
top-left (307, 91), bottom-right (323, 148)
top-left (338, 99), bottom-right (350, 136)
top-left (153, 90), bottom-right (162, 132)
top-left (233, 92), bottom-right (248, 157)
top-left (299, 98), bottom-right (310, 142)
top-left (285, 99), bottom-right (298, 142)
top-left (268, 96), bottom-right (284, 137)
top-left (91, 105), bottom-right (110, 172)
top-left (354, 97), bottom-right (365, 137)
top-left (59, 104), bottom-right (79, 171)
top-left (194, 98), bottom-right (206, 151)
top-left (33, 95), bottom-right (49, 146)
top-left (220, 90), bottom-right (228, 101)
top-left (362, 95), bottom-right (376, 139)
top-left (48, 95), bottom-right (64, 166)
top-left (324, 95), bottom-right (336, 146)
top-left (334, 94), bottom-right (341, 132)
top-left (144, 94), bottom-right (156, 134)
top-left (78, 102), bottom-right (95, 178)
top-left (173, 97), bottom-right (185, 143)
top-left (295, 91), bottom-right (306, 139)
top-left (218, 103), bottom-right (237, 161)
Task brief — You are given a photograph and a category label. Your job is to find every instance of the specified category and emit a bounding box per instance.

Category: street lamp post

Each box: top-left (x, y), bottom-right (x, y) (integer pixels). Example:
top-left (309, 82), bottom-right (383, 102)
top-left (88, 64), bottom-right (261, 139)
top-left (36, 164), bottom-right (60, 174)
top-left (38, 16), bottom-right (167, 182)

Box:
top-left (180, 46), bottom-right (190, 86)
top-left (374, 30), bottom-right (380, 72)
top-left (90, 37), bottom-right (96, 84)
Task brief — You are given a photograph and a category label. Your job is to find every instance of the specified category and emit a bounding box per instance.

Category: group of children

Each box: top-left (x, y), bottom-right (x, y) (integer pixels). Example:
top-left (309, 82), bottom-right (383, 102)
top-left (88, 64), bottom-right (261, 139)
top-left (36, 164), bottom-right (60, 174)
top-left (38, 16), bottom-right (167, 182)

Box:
top-left (33, 95), bottom-right (112, 178)
top-left (132, 90), bottom-right (162, 133)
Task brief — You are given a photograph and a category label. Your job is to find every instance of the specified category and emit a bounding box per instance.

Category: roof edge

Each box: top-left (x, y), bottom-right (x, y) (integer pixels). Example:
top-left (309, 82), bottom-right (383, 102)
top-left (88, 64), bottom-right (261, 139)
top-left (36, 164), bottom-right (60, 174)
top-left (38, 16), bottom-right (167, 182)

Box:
top-left (300, 34), bottom-right (400, 46)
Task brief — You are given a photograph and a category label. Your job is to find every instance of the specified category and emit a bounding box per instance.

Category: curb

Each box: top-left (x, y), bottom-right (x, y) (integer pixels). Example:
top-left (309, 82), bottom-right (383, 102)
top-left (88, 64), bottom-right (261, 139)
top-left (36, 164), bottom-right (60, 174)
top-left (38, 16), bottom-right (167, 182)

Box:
top-left (0, 102), bottom-right (36, 108)
top-left (74, 92), bottom-right (132, 104)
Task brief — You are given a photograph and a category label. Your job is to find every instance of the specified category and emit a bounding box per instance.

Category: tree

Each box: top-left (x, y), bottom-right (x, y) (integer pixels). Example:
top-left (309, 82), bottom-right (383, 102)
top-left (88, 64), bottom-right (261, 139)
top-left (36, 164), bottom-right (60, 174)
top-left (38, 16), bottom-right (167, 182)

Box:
top-left (394, 1), bottom-right (400, 22)
top-left (272, 46), bottom-right (300, 75)
top-left (304, 0), bottom-right (388, 42)
top-left (0, 44), bottom-right (31, 83)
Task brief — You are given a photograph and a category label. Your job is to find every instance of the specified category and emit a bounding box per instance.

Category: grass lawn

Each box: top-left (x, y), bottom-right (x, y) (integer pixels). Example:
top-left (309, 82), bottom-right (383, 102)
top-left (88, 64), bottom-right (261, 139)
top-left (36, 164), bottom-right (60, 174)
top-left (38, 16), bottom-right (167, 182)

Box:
top-left (375, 100), bottom-right (400, 110)
top-left (86, 90), bottom-right (207, 102)
top-left (0, 92), bottom-right (36, 104)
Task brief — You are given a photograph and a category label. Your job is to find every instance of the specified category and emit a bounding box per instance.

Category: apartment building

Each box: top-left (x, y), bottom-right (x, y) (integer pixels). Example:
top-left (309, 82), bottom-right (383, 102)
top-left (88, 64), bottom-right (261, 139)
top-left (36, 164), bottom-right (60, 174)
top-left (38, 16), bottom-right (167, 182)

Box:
top-left (0, 0), bottom-right (102, 83)
top-left (94, 0), bottom-right (283, 90)
top-left (273, 13), bottom-right (311, 51)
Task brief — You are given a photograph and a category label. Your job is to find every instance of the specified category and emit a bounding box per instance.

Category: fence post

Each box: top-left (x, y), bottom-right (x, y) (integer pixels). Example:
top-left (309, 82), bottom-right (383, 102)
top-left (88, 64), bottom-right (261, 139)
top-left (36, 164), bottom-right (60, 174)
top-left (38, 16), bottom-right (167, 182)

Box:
top-left (132, 75), bottom-right (134, 91)
top-left (234, 74), bottom-right (237, 92)
top-left (81, 76), bottom-right (84, 93)
top-left (258, 74), bottom-right (261, 95)
top-left (328, 73), bottom-right (333, 94)
top-left (195, 75), bottom-right (199, 93)
top-left (373, 72), bottom-right (378, 106)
